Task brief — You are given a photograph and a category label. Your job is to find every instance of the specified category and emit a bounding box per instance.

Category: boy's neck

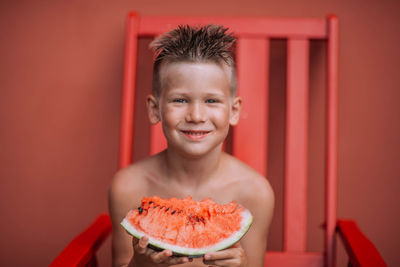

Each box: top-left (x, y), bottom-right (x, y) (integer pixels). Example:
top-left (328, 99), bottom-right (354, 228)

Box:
top-left (162, 146), bottom-right (224, 187)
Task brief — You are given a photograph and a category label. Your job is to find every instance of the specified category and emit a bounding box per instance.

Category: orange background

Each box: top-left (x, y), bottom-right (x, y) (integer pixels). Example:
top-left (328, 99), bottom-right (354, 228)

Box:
top-left (0, 1), bottom-right (399, 266)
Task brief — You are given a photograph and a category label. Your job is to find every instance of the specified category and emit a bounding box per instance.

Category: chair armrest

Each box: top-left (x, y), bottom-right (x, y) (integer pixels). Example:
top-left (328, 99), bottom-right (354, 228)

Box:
top-left (50, 213), bottom-right (112, 267)
top-left (336, 219), bottom-right (386, 267)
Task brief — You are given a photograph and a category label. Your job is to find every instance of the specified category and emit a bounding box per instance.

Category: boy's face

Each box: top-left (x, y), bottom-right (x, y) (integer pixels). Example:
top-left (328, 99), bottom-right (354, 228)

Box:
top-left (147, 62), bottom-right (241, 158)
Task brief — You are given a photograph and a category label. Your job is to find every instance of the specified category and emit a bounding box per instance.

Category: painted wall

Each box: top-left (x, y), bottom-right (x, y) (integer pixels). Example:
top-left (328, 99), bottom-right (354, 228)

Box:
top-left (0, 0), bottom-right (399, 266)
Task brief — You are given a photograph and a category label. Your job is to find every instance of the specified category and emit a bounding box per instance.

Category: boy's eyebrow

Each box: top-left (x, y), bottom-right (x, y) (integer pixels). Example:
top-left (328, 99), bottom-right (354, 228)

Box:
top-left (166, 91), bottom-right (226, 97)
top-left (204, 92), bottom-right (226, 98)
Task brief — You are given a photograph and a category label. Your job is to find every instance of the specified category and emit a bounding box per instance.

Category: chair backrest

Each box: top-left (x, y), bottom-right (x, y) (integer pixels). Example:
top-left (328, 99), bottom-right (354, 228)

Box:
top-left (118, 13), bottom-right (338, 267)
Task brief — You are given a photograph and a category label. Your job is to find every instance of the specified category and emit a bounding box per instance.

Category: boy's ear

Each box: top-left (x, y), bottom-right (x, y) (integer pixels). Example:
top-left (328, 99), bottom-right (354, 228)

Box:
top-left (229, 96), bottom-right (242, 126)
top-left (146, 94), bottom-right (160, 124)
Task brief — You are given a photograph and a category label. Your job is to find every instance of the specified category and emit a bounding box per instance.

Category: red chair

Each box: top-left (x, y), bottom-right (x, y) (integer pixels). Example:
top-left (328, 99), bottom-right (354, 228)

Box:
top-left (50, 13), bottom-right (386, 267)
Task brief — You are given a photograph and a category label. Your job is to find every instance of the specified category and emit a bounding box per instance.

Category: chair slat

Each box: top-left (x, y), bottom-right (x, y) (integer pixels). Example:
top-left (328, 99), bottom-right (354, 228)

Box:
top-left (325, 15), bottom-right (339, 267)
top-left (136, 13), bottom-right (327, 39)
top-left (234, 37), bottom-right (269, 176)
top-left (119, 13), bottom-right (139, 169)
top-left (284, 38), bottom-right (309, 252)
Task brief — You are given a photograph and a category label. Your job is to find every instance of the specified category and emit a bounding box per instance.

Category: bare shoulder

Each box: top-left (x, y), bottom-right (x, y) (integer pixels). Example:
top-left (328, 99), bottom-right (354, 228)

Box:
top-left (224, 154), bottom-right (274, 205)
top-left (240, 171), bottom-right (274, 215)
top-left (108, 156), bottom-right (159, 222)
top-left (223, 153), bottom-right (275, 229)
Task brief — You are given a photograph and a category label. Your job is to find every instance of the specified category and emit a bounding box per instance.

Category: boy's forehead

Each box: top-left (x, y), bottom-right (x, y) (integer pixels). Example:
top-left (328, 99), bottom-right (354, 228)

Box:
top-left (159, 61), bottom-right (233, 84)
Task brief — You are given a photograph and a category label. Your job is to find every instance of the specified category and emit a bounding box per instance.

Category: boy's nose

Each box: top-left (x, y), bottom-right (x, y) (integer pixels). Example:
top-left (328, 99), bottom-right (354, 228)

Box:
top-left (186, 102), bottom-right (206, 123)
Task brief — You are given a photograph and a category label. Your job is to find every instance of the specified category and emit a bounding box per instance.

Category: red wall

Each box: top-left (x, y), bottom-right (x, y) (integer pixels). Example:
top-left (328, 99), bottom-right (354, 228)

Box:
top-left (1, 1), bottom-right (399, 266)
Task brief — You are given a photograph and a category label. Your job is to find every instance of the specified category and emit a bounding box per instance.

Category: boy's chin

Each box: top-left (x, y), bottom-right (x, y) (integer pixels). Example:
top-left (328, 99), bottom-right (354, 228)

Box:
top-left (171, 144), bottom-right (222, 159)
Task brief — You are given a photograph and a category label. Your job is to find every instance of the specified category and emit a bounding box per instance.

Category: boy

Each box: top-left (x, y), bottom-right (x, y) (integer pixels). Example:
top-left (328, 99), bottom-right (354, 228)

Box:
top-left (109, 25), bottom-right (274, 267)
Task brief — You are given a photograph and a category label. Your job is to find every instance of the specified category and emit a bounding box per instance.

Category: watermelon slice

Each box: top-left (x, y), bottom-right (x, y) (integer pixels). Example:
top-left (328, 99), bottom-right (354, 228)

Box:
top-left (121, 196), bottom-right (253, 257)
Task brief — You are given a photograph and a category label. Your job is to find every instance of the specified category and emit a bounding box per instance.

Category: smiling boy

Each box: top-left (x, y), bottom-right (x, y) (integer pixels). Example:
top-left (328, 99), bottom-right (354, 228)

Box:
top-left (109, 25), bottom-right (274, 267)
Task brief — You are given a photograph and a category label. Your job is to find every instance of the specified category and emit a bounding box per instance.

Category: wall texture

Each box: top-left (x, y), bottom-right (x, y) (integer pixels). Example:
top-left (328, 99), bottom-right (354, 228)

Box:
top-left (0, 0), bottom-right (399, 266)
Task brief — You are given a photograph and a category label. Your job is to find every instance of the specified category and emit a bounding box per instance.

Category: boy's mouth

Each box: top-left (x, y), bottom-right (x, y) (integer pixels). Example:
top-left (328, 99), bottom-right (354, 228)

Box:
top-left (181, 130), bottom-right (211, 140)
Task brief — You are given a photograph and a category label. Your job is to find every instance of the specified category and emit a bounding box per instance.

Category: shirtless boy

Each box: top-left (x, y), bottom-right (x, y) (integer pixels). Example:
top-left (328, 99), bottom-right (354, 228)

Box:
top-left (109, 25), bottom-right (274, 267)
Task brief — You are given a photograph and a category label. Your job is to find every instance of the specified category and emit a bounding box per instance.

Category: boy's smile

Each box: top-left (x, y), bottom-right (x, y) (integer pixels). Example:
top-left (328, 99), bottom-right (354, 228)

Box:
top-left (147, 62), bottom-right (241, 158)
top-left (181, 130), bottom-right (211, 141)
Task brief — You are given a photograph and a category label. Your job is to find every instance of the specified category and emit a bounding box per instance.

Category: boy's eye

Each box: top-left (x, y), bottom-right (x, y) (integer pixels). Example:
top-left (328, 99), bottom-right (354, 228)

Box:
top-left (206, 99), bottom-right (218, 103)
top-left (172, 98), bottom-right (187, 103)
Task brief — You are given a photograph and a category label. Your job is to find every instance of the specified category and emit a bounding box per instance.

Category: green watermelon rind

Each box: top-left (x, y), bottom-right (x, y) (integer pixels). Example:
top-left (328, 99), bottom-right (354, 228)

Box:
top-left (120, 208), bottom-right (253, 257)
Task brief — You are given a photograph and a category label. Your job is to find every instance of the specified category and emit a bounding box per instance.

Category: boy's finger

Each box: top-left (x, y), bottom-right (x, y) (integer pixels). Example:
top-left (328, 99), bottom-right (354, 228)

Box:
top-left (167, 255), bottom-right (191, 265)
top-left (135, 236), bottom-right (149, 254)
top-left (150, 249), bottom-right (172, 263)
top-left (204, 250), bottom-right (232, 261)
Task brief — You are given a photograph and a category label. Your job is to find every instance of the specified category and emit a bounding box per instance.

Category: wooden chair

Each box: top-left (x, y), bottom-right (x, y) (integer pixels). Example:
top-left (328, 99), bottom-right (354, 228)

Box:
top-left (50, 12), bottom-right (386, 267)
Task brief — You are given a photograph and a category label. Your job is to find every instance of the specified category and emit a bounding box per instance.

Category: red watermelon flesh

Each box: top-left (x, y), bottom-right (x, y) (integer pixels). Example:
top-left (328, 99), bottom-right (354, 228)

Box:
top-left (121, 196), bottom-right (253, 256)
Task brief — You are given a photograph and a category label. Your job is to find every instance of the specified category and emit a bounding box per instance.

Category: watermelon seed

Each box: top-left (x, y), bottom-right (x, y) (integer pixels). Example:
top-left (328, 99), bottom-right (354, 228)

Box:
top-left (172, 210), bottom-right (176, 215)
top-left (138, 207), bottom-right (143, 214)
top-left (166, 208), bottom-right (170, 212)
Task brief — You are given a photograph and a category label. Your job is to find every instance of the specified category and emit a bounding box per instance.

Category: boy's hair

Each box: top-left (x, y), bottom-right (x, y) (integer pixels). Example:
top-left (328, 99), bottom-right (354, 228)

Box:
top-left (150, 24), bottom-right (237, 97)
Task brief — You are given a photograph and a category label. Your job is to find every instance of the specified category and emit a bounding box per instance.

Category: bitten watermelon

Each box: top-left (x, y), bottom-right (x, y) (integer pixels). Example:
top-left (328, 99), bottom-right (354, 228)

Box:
top-left (121, 196), bottom-right (253, 257)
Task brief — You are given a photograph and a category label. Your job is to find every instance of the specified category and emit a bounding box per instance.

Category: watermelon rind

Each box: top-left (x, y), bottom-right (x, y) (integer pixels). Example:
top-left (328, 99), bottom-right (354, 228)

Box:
top-left (120, 208), bottom-right (253, 257)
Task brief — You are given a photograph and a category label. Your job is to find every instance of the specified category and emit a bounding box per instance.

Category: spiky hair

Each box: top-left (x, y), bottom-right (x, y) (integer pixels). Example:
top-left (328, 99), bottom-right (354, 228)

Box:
top-left (150, 24), bottom-right (237, 96)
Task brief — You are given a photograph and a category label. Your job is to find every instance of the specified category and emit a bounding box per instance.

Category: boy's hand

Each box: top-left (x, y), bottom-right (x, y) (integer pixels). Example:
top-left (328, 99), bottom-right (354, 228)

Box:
top-left (203, 242), bottom-right (247, 267)
top-left (132, 236), bottom-right (192, 266)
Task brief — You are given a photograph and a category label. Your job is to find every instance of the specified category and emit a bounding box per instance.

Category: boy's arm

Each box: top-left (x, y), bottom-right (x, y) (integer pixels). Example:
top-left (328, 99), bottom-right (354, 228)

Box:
top-left (108, 169), bottom-right (139, 267)
top-left (240, 176), bottom-right (274, 267)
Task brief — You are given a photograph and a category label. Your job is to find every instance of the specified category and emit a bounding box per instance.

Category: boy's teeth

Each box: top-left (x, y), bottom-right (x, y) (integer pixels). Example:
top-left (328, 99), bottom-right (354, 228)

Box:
top-left (184, 131), bottom-right (207, 135)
